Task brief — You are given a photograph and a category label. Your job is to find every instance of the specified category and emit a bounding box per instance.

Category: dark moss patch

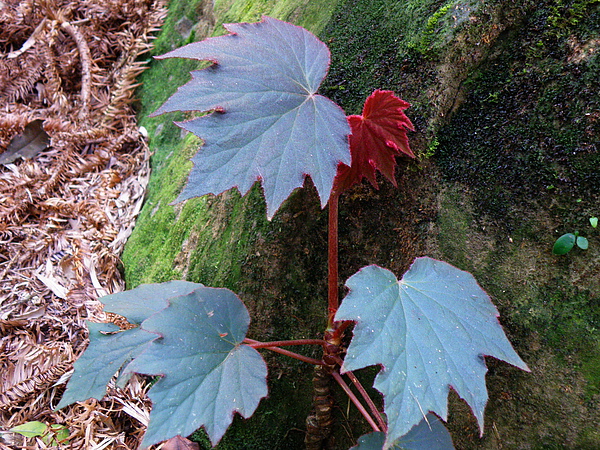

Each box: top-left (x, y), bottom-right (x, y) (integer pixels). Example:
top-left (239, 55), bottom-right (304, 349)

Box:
top-left (319, 0), bottom-right (432, 115)
top-left (436, 1), bottom-right (600, 230)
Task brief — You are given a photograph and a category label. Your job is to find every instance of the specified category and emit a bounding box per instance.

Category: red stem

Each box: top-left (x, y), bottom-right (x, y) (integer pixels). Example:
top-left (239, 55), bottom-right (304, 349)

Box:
top-left (244, 338), bottom-right (327, 349)
top-left (328, 191), bottom-right (340, 326)
top-left (331, 371), bottom-right (380, 432)
top-left (243, 338), bottom-right (325, 366)
top-left (331, 356), bottom-right (387, 432)
top-left (332, 320), bottom-right (353, 341)
top-left (345, 370), bottom-right (388, 433)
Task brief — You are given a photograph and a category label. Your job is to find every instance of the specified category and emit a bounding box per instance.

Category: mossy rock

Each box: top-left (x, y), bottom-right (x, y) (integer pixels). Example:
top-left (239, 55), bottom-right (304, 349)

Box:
top-left (125, 0), bottom-right (600, 448)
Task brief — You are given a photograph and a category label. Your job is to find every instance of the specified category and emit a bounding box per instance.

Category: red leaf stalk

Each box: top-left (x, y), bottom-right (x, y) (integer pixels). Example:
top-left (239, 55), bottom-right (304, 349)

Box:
top-left (331, 371), bottom-right (381, 432)
top-left (327, 190), bottom-right (340, 328)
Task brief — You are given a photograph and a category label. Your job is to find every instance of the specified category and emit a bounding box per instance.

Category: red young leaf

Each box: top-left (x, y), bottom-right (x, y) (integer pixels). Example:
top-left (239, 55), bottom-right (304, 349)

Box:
top-left (334, 90), bottom-right (415, 195)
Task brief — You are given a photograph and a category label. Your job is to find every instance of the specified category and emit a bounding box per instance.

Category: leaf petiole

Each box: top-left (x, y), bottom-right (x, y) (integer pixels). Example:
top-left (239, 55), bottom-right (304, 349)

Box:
top-left (331, 371), bottom-right (381, 433)
top-left (328, 191), bottom-right (340, 326)
top-left (243, 338), bottom-right (327, 349)
top-left (243, 338), bottom-right (326, 366)
top-left (331, 355), bottom-right (387, 433)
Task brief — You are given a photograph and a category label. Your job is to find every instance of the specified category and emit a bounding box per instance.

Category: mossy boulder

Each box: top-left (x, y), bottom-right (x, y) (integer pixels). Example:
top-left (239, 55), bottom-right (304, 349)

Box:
top-left (125, 0), bottom-right (600, 447)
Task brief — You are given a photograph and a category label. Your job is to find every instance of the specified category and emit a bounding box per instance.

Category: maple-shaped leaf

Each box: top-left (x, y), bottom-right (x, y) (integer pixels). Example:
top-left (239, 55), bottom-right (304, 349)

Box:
top-left (333, 90), bottom-right (415, 195)
top-left (335, 257), bottom-right (529, 449)
top-left (152, 16), bottom-right (351, 219)
top-left (57, 283), bottom-right (267, 449)
top-left (126, 287), bottom-right (268, 448)
top-left (56, 281), bottom-right (203, 409)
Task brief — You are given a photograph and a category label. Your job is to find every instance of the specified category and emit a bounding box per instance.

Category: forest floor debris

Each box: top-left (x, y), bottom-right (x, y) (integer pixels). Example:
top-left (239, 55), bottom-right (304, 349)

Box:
top-left (0, 1), bottom-right (167, 448)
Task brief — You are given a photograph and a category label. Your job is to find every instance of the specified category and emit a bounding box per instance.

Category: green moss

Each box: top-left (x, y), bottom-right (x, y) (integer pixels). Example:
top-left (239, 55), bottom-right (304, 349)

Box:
top-left (213, 0), bottom-right (276, 26)
top-left (436, 1), bottom-right (600, 227)
top-left (122, 128), bottom-right (193, 285)
top-left (151, 0), bottom-right (209, 55)
top-left (548, 0), bottom-right (600, 32)
top-left (183, 186), bottom-right (269, 290)
top-left (413, 1), bottom-right (477, 56)
top-left (213, 0), bottom-right (339, 34)
top-left (435, 187), bottom-right (473, 271)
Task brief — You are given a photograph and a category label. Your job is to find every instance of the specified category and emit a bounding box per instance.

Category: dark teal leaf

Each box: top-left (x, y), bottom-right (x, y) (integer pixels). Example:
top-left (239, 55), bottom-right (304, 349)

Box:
top-left (351, 414), bottom-right (454, 450)
top-left (336, 257), bottom-right (529, 449)
top-left (56, 322), bottom-right (156, 409)
top-left (351, 432), bottom-right (387, 450)
top-left (125, 287), bottom-right (267, 448)
top-left (57, 281), bottom-right (203, 408)
top-left (100, 280), bottom-right (203, 324)
top-left (576, 236), bottom-right (589, 250)
top-left (395, 413), bottom-right (454, 449)
top-left (152, 16), bottom-right (351, 218)
top-left (553, 233), bottom-right (576, 255)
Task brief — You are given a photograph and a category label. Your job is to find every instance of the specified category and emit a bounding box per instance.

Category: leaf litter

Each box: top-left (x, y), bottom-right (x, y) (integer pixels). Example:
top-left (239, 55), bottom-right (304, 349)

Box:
top-left (0, 0), bottom-right (168, 448)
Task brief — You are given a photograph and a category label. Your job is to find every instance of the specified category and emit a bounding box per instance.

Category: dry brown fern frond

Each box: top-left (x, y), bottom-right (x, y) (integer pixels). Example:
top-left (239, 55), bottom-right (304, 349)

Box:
top-left (0, 50), bottom-right (45, 104)
top-left (0, 1), bottom-right (168, 448)
top-left (0, 362), bottom-right (73, 409)
top-left (0, 114), bottom-right (33, 150)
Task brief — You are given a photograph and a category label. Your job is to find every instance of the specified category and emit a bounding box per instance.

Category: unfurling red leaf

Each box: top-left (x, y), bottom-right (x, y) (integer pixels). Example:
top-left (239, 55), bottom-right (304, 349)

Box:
top-left (153, 16), bottom-right (351, 219)
top-left (334, 90), bottom-right (415, 194)
top-left (336, 257), bottom-right (529, 449)
top-left (351, 413), bottom-right (454, 450)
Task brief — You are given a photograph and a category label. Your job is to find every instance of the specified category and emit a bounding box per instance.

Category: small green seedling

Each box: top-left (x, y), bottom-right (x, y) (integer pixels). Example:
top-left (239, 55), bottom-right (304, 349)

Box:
top-left (553, 216), bottom-right (597, 255)
top-left (9, 421), bottom-right (69, 446)
top-left (553, 231), bottom-right (588, 255)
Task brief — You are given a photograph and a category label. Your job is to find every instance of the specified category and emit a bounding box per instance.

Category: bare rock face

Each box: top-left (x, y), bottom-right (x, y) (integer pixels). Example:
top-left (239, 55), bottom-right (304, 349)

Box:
top-left (127, 0), bottom-right (600, 447)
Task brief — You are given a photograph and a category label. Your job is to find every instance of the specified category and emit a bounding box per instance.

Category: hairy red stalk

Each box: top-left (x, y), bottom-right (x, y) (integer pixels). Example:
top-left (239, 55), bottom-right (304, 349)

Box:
top-left (244, 338), bottom-right (327, 349)
top-left (345, 369), bottom-right (388, 433)
top-left (331, 371), bottom-right (380, 432)
top-left (328, 191), bottom-right (340, 327)
top-left (244, 338), bottom-right (325, 366)
top-left (331, 355), bottom-right (387, 432)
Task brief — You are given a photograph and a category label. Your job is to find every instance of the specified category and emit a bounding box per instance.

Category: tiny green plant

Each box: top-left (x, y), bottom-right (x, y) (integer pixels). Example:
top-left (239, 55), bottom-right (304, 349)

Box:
top-left (552, 217), bottom-right (597, 255)
top-left (553, 231), bottom-right (588, 255)
top-left (55, 17), bottom-right (528, 450)
top-left (9, 421), bottom-right (69, 446)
